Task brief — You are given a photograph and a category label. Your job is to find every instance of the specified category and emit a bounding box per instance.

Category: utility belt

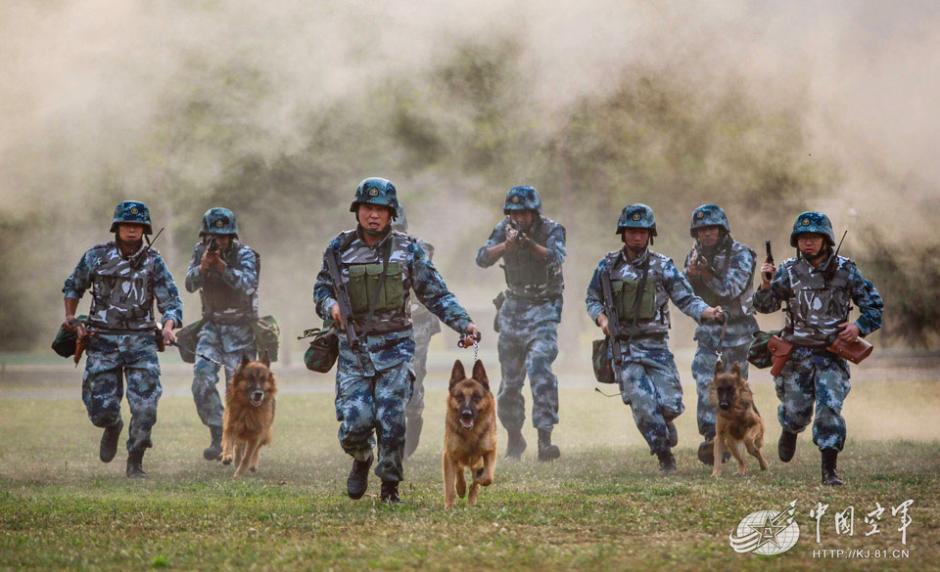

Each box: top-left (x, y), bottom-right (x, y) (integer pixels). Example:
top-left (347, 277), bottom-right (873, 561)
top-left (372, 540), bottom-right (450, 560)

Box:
top-left (348, 319), bottom-right (412, 337)
top-left (202, 311), bottom-right (255, 326)
top-left (505, 285), bottom-right (561, 302)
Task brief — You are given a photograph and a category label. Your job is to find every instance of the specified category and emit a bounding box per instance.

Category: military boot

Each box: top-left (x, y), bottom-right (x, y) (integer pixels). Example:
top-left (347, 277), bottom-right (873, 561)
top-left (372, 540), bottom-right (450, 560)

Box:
top-left (821, 449), bottom-right (844, 486)
top-left (380, 480), bottom-right (401, 504)
top-left (666, 421), bottom-right (679, 448)
top-left (126, 449), bottom-right (146, 479)
top-left (697, 439), bottom-right (715, 466)
top-left (203, 426), bottom-right (223, 461)
top-left (505, 428), bottom-right (527, 460)
top-left (99, 419), bottom-right (123, 463)
top-left (778, 430), bottom-right (798, 462)
top-left (657, 450), bottom-right (677, 474)
top-left (403, 415), bottom-right (423, 459)
top-left (346, 454), bottom-right (373, 500)
top-left (537, 429), bottom-right (561, 461)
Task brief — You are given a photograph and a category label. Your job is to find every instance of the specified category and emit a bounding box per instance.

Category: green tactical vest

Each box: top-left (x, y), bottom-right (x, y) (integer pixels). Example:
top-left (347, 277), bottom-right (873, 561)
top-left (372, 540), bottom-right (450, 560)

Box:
top-left (346, 261), bottom-right (405, 317)
top-left (611, 278), bottom-right (657, 322)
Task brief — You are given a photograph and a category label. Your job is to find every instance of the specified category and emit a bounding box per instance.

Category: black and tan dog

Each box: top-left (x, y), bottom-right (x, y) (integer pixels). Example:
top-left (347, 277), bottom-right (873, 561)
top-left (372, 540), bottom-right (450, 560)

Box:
top-left (710, 360), bottom-right (769, 477)
top-left (221, 353), bottom-right (277, 478)
top-left (443, 360), bottom-right (497, 508)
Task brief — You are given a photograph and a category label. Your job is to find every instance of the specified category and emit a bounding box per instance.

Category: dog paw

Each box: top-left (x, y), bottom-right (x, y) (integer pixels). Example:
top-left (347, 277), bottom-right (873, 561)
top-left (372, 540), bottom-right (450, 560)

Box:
top-left (250, 467), bottom-right (256, 473)
top-left (476, 476), bottom-right (493, 487)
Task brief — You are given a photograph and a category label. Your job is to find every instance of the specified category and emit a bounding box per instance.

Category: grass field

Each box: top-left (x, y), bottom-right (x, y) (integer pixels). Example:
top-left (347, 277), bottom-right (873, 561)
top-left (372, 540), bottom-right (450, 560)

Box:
top-left (1, 365), bottom-right (938, 571)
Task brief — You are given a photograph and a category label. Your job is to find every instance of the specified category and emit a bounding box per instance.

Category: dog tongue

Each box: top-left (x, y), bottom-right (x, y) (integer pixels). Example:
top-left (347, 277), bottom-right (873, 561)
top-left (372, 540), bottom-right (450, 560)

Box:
top-left (460, 418), bottom-right (474, 429)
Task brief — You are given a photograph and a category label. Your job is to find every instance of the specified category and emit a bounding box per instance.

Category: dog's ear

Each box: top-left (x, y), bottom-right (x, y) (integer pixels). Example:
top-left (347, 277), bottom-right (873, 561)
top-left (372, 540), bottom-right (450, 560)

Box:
top-left (731, 361), bottom-right (741, 377)
top-left (472, 360), bottom-right (489, 389)
top-left (715, 358), bottom-right (725, 374)
top-left (449, 360), bottom-right (466, 388)
top-left (260, 350), bottom-right (271, 368)
top-left (237, 353), bottom-right (251, 372)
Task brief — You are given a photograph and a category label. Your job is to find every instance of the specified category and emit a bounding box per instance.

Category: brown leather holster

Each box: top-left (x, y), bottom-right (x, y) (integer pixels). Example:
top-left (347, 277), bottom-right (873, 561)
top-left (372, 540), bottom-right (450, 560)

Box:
top-left (768, 335), bottom-right (794, 377)
top-left (827, 337), bottom-right (874, 364)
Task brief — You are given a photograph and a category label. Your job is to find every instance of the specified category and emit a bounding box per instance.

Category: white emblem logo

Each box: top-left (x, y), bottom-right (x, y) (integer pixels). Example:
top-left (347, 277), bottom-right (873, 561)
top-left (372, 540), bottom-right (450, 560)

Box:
top-left (730, 500), bottom-right (800, 556)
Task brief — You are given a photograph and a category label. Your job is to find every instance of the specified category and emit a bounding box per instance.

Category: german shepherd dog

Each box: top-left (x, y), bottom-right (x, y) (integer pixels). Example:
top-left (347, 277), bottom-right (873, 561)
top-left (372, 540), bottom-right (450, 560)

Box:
top-left (443, 360), bottom-right (497, 508)
top-left (710, 360), bottom-right (769, 477)
top-left (221, 353), bottom-right (277, 478)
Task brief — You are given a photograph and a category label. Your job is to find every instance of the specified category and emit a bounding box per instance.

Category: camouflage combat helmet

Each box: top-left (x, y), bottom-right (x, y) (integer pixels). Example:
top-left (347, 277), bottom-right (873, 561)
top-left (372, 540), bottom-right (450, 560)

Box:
top-left (200, 207), bottom-right (239, 236)
top-left (689, 203), bottom-right (730, 238)
top-left (790, 211), bottom-right (835, 247)
top-left (109, 200), bottom-right (152, 234)
top-left (616, 203), bottom-right (657, 237)
top-left (350, 177), bottom-right (399, 218)
top-left (503, 185), bottom-right (542, 214)
top-left (392, 204), bottom-right (409, 232)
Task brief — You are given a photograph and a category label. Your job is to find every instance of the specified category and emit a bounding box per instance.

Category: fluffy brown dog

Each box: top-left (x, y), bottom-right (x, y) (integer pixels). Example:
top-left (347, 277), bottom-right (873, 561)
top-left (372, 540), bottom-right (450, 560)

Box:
top-left (221, 353), bottom-right (277, 478)
top-left (710, 360), bottom-right (769, 477)
top-left (443, 359), bottom-right (497, 508)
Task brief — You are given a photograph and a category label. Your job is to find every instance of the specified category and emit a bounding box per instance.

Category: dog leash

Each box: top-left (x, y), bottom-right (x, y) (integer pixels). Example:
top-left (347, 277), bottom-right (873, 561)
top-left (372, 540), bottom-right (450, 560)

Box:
top-left (715, 313), bottom-right (728, 362)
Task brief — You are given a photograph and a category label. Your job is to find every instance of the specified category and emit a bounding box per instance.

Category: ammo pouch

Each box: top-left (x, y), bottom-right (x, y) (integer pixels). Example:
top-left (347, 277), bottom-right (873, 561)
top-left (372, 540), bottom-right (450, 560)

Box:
top-left (174, 319), bottom-right (205, 364)
top-left (347, 261), bottom-right (404, 316)
top-left (492, 291), bottom-right (506, 333)
top-left (747, 329), bottom-right (780, 369)
top-left (592, 338), bottom-right (616, 384)
top-left (252, 315), bottom-right (280, 362)
top-left (51, 315), bottom-right (88, 358)
top-left (612, 278), bottom-right (657, 322)
top-left (300, 326), bottom-right (339, 373)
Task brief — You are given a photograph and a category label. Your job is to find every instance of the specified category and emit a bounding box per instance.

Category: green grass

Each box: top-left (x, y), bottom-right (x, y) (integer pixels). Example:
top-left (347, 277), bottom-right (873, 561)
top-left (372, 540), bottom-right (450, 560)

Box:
top-left (1, 375), bottom-right (938, 570)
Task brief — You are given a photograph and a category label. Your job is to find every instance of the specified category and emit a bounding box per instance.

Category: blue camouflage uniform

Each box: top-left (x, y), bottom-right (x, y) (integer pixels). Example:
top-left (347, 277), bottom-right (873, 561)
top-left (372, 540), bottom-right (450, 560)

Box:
top-left (185, 240), bottom-right (259, 430)
top-left (63, 242), bottom-right (182, 454)
top-left (683, 236), bottom-right (758, 442)
top-left (753, 253), bottom-right (883, 452)
top-left (314, 228), bottom-right (473, 482)
top-left (586, 248), bottom-right (709, 455)
top-left (476, 215), bottom-right (566, 433)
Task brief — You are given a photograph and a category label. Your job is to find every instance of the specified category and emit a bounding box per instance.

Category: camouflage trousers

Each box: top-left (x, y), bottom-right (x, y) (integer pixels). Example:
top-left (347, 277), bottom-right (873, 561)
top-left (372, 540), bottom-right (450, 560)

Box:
top-left (496, 296), bottom-right (561, 432)
top-left (691, 343), bottom-right (751, 441)
top-left (613, 338), bottom-right (684, 455)
top-left (82, 333), bottom-right (162, 453)
top-left (335, 361), bottom-right (414, 482)
top-left (191, 321), bottom-right (256, 429)
top-left (774, 346), bottom-right (852, 452)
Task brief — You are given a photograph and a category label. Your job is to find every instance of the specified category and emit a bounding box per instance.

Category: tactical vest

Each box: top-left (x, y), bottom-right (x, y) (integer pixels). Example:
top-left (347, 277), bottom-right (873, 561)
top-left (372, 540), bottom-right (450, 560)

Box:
top-left (89, 245), bottom-right (157, 332)
top-left (337, 232), bottom-right (411, 335)
top-left (688, 239), bottom-right (756, 319)
top-left (502, 217), bottom-right (563, 299)
top-left (199, 243), bottom-right (259, 324)
top-left (785, 257), bottom-right (852, 346)
top-left (606, 251), bottom-right (671, 339)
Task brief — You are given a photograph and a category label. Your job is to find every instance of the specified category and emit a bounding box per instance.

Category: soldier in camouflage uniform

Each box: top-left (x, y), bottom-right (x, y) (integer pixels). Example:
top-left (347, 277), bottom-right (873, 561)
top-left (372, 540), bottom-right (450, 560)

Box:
top-left (682, 204), bottom-right (759, 466)
top-left (392, 206), bottom-right (442, 459)
top-left (586, 204), bottom-right (724, 473)
top-left (476, 185), bottom-right (565, 461)
top-left (62, 201), bottom-right (183, 478)
top-left (185, 207), bottom-right (260, 461)
top-left (314, 178), bottom-right (480, 503)
top-left (754, 211), bottom-right (883, 485)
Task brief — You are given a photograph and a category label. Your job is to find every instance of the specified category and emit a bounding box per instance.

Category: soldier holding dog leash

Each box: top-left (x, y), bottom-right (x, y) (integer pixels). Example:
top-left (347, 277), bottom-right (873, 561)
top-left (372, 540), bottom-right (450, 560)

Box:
top-left (313, 178), bottom-right (480, 503)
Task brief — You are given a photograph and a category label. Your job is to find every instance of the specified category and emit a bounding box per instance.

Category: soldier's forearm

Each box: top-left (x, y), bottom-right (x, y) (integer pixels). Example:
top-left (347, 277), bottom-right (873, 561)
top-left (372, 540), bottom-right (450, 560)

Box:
top-left (484, 243), bottom-right (507, 264)
top-left (64, 297), bottom-right (79, 320)
top-left (527, 241), bottom-right (549, 260)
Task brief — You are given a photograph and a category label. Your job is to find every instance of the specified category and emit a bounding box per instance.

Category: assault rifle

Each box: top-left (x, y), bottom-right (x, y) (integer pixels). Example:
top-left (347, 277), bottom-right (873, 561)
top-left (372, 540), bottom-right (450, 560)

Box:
top-left (600, 266), bottom-right (625, 387)
top-left (324, 247), bottom-right (362, 353)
